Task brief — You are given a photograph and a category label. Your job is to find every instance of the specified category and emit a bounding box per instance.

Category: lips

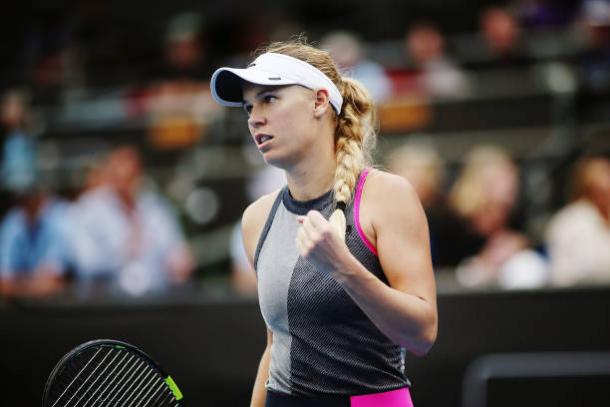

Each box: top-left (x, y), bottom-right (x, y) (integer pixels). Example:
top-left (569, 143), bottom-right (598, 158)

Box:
top-left (255, 133), bottom-right (274, 145)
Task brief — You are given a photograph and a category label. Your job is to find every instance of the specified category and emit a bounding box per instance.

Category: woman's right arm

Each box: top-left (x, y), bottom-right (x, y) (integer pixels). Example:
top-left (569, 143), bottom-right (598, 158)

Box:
top-left (250, 329), bottom-right (273, 407)
top-left (241, 190), bottom-right (281, 407)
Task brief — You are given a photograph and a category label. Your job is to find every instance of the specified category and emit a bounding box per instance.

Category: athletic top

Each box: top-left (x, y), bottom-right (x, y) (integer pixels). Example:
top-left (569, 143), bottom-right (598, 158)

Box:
top-left (254, 168), bottom-right (410, 397)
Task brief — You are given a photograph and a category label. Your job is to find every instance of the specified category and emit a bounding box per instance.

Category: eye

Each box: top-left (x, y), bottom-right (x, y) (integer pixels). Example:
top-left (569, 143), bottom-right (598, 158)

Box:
top-left (262, 94), bottom-right (277, 103)
top-left (242, 103), bottom-right (253, 116)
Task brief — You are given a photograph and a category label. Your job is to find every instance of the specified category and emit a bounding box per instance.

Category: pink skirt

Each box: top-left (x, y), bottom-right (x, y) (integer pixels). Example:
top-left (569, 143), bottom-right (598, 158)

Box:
top-left (266, 387), bottom-right (413, 407)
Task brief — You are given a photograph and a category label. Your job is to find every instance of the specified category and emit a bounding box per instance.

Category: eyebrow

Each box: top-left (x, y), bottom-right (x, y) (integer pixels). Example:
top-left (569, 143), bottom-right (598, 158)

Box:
top-left (242, 87), bottom-right (282, 104)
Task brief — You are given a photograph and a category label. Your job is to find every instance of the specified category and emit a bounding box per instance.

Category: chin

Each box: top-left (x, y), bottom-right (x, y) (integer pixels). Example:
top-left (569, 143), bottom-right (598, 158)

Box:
top-left (262, 152), bottom-right (291, 170)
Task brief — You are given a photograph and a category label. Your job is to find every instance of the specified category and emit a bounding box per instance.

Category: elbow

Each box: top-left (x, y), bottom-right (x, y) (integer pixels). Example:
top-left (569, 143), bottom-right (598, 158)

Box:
top-left (411, 329), bottom-right (436, 357)
top-left (404, 317), bottom-right (438, 357)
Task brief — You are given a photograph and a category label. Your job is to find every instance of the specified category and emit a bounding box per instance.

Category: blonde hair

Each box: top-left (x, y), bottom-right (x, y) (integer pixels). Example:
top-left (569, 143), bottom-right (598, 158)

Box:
top-left (256, 39), bottom-right (377, 238)
top-left (386, 140), bottom-right (444, 206)
top-left (569, 155), bottom-right (610, 202)
top-left (449, 145), bottom-right (517, 219)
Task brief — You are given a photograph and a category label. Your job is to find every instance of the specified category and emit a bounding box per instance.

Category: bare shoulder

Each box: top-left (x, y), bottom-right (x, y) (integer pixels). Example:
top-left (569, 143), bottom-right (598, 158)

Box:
top-left (241, 188), bottom-right (282, 262)
top-left (364, 168), bottom-right (421, 212)
top-left (242, 188), bottom-right (282, 228)
top-left (357, 169), bottom-right (425, 249)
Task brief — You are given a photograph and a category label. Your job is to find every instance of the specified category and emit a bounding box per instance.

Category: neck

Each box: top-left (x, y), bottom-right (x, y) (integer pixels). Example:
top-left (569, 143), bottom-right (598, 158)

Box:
top-left (25, 196), bottom-right (48, 224)
top-left (285, 149), bottom-right (336, 202)
top-left (279, 116), bottom-right (338, 201)
top-left (115, 184), bottom-right (138, 211)
top-left (590, 199), bottom-right (610, 226)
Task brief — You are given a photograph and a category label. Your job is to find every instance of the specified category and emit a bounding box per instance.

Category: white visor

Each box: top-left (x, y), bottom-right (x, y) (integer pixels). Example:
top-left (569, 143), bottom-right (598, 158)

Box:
top-left (210, 52), bottom-right (343, 114)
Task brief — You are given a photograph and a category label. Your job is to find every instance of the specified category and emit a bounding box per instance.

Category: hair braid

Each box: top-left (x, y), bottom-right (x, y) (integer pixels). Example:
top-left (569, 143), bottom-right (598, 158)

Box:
top-left (329, 77), bottom-right (376, 238)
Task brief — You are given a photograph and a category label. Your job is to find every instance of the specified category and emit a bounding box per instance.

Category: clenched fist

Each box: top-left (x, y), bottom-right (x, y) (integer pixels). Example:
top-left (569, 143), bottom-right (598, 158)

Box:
top-left (296, 210), bottom-right (351, 276)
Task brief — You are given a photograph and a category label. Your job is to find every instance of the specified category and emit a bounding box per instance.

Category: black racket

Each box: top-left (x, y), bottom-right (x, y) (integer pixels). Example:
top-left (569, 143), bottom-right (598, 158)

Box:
top-left (43, 339), bottom-right (185, 407)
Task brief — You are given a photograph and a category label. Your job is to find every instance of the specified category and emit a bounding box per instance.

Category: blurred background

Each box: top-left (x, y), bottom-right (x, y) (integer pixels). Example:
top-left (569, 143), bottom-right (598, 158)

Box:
top-left (1, 0), bottom-right (610, 406)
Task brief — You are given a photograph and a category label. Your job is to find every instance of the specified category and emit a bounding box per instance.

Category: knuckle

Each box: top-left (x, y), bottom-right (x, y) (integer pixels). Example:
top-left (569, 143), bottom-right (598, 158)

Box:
top-left (320, 228), bottom-right (331, 239)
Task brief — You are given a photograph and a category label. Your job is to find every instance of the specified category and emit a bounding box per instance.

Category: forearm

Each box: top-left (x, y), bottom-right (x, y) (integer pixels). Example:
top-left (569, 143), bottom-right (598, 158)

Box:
top-left (0, 268), bottom-right (65, 298)
top-left (0, 276), bottom-right (31, 297)
top-left (250, 346), bottom-right (271, 407)
top-left (0, 278), bottom-right (13, 296)
top-left (334, 255), bottom-right (437, 356)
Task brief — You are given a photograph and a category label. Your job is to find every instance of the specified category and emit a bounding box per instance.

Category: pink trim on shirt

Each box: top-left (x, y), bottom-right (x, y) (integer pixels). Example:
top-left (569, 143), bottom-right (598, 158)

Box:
top-left (354, 167), bottom-right (378, 257)
top-left (350, 387), bottom-right (413, 407)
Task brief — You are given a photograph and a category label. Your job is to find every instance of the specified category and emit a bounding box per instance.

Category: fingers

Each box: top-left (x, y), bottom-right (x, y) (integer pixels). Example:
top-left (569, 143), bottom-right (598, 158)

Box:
top-left (296, 227), bottom-right (311, 257)
top-left (296, 217), bottom-right (316, 258)
top-left (295, 210), bottom-right (336, 259)
top-left (296, 223), bottom-right (319, 258)
top-left (306, 211), bottom-right (333, 233)
top-left (305, 210), bottom-right (327, 229)
top-left (299, 211), bottom-right (334, 242)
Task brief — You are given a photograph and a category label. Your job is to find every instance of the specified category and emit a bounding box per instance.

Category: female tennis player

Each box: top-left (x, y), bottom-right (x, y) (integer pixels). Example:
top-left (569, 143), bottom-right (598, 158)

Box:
top-left (211, 39), bottom-right (437, 407)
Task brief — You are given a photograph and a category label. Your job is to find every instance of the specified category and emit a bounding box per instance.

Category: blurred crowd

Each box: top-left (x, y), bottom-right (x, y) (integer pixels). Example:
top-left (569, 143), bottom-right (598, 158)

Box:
top-left (1, 0), bottom-right (610, 300)
top-left (0, 110), bottom-right (195, 299)
top-left (387, 141), bottom-right (610, 290)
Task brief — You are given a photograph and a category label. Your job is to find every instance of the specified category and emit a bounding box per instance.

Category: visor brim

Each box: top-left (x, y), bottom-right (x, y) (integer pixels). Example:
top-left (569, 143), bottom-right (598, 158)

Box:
top-left (211, 67), bottom-right (297, 107)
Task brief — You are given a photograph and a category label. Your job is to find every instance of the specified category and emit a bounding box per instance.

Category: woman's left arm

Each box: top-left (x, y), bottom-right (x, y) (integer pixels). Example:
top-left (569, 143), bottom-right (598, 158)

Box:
top-left (296, 172), bottom-right (437, 356)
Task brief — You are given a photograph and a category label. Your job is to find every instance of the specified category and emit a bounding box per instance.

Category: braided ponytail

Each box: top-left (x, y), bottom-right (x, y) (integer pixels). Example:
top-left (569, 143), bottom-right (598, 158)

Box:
top-left (330, 78), bottom-right (376, 236)
top-left (329, 77), bottom-right (377, 238)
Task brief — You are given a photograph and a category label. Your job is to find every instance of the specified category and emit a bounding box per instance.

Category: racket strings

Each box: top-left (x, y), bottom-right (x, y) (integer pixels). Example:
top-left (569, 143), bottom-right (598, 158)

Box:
top-left (71, 348), bottom-right (125, 406)
top-left (50, 347), bottom-right (105, 407)
top-left (74, 351), bottom-right (131, 406)
top-left (62, 347), bottom-right (118, 407)
top-left (122, 370), bottom-right (165, 407)
top-left (48, 346), bottom-right (179, 407)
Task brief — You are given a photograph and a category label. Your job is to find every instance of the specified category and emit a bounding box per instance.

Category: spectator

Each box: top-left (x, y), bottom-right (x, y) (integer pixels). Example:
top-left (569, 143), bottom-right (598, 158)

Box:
top-left (437, 145), bottom-right (546, 287)
top-left (404, 22), bottom-right (472, 99)
top-left (147, 11), bottom-right (221, 150)
top-left (479, 6), bottom-right (530, 67)
top-left (154, 12), bottom-right (210, 82)
top-left (1, 90), bottom-right (36, 195)
top-left (545, 155), bottom-right (610, 286)
top-left (70, 145), bottom-right (194, 296)
top-left (321, 30), bottom-right (392, 103)
top-left (0, 89), bottom-right (72, 298)
top-left (385, 139), bottom-right (445, 267)
top-left (577, 0), bottom-right (610, 94)
top-left (0, 188), bottom-right (71, 298)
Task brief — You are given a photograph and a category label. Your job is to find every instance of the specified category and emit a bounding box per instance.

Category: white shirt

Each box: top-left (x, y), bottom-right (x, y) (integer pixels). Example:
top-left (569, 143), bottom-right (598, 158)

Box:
top-left (545, 200), bottom-right (610, 286)
top-left (70, 186), bottom-right (186, 294)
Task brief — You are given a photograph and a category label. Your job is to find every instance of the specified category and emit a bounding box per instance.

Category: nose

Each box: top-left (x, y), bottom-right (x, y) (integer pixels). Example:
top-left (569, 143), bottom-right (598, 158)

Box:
top-left (247, 106), bottom-right (266, 129)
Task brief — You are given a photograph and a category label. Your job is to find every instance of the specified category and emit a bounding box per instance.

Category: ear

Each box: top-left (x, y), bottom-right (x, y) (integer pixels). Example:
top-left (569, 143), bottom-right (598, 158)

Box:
top-left (313, 89), bottom-right (331, 118)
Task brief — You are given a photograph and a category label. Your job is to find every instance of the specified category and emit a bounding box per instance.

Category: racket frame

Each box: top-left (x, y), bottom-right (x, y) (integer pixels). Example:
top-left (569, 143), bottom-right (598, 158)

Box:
top-left (42, 338), bottom-right (184, 407)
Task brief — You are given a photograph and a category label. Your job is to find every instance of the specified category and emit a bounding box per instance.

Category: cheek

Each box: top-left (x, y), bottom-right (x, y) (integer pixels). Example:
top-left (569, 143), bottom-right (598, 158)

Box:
top-left (274, 102), bottom-right (313, 136)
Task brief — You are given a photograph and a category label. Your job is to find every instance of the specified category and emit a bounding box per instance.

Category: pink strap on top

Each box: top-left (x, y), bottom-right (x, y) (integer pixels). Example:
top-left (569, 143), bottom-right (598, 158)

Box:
top-left (350, 387), bottom-right (413, 407)
top-left (354, 167), bottom-right (378, 256)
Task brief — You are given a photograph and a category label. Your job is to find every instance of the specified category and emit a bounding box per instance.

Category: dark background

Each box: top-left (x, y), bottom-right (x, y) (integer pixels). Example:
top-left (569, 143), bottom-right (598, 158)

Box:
top-left (3, 284), bottom-right (610, 406)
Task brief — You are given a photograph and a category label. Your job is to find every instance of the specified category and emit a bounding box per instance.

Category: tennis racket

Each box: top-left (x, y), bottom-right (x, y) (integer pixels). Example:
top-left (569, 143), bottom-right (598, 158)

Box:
top-left (43, 339), bottom-right (185, 407)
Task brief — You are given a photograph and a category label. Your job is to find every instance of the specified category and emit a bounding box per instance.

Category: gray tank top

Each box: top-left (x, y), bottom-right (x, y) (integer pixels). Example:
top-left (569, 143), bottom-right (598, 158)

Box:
top-left (254, 170), bottom-right (410, 397)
